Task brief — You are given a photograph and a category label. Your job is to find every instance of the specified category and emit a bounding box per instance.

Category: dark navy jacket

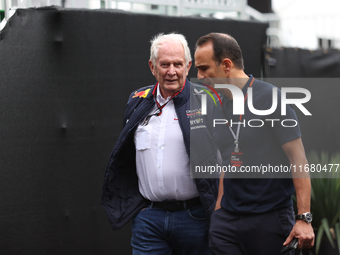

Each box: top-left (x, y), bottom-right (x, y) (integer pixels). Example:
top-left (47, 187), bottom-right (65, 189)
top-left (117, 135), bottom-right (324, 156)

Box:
top-left (101, 79), bottom-right (218, 230)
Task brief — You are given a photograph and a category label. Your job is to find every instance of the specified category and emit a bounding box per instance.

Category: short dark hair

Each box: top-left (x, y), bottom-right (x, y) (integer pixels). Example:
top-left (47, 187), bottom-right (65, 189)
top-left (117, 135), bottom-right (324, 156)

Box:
top-left (196, 33), bottom-right (244, 70)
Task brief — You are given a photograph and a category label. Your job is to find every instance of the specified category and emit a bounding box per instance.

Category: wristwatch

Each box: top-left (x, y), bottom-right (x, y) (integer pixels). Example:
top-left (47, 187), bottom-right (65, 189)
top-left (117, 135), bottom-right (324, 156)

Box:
top-left (296, 212), bottom-right (313, 223)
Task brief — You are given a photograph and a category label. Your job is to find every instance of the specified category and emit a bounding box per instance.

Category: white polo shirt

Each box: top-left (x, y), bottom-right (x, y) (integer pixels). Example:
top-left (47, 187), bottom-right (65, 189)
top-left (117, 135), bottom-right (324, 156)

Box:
top-left (134, 85), bottom-right (199, 202)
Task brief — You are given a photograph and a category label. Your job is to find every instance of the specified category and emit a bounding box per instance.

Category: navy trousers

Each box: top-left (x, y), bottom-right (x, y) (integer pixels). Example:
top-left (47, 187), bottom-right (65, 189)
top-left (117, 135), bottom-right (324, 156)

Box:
top-left (209, 207), bottom-right (295, 255)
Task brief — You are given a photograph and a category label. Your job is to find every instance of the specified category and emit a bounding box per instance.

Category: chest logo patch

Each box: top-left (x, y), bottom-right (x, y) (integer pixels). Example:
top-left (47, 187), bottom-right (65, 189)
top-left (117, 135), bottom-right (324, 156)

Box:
top-left (132, 89), bottom-right (150, 98)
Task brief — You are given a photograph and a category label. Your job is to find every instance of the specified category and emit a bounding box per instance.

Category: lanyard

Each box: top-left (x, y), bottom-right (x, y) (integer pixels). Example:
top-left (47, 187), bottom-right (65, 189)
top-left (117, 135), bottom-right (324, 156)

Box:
top-left (154, 91), bottom-right (178, 116)
top-left (227, 77), bottom-right (255, 152)
top-left (141, 82), bottom-right (185, 126)
top-left (154, 81), bottom-right (185, 115)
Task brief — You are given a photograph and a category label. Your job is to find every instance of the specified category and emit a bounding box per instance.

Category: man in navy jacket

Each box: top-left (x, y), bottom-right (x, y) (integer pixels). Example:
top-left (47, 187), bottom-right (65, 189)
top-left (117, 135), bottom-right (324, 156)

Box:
top-left (102, 33), bottom-right (218, 254)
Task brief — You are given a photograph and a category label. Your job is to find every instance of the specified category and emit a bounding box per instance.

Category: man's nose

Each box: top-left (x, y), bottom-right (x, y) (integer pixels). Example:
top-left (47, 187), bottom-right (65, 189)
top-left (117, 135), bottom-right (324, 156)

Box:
top-left (197, 70), bottom-right (204, 79)
top-left (167, 65), bottom-right (176, 75)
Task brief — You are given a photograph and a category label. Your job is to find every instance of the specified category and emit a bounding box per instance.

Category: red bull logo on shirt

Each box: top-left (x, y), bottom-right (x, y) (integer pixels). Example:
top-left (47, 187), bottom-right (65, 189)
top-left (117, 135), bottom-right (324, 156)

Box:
top-left (132, 89), bottom-right (151, 98)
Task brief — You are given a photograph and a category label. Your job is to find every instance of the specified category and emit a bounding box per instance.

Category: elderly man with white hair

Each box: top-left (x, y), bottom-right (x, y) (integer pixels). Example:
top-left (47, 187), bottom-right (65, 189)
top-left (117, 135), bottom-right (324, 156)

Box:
top-left (102, 33), bottom-right (218, 254)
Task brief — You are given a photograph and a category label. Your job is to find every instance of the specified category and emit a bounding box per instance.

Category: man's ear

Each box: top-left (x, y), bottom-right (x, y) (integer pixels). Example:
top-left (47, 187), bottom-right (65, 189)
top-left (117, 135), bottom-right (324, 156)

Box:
top-left (222, 58), bottom-right (232, 72)
top-left (149, 60), bottom-right (155, 76)
top-left (186, 61), bottom-right (192, 76)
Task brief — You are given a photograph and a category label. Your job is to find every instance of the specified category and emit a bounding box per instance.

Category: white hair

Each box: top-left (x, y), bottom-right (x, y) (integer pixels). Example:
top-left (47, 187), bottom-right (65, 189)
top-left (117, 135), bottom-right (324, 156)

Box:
top-left (149, 33), bottom-right (192, 66)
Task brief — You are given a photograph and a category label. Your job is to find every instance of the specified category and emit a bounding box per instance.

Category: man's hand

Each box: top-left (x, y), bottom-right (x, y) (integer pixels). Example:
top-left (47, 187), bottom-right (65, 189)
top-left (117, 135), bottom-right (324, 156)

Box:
top-left (283, 220), bottom-right (315, 249)
top-left (282, 138), bottom-right (314, 249)
top-left (214, 172), bottom-right (225, 211)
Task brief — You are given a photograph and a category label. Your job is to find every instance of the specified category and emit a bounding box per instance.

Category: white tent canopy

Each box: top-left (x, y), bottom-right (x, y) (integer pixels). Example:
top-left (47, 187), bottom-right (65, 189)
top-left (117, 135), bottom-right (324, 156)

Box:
top-left (272, 0), bottom-right (340, 49)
